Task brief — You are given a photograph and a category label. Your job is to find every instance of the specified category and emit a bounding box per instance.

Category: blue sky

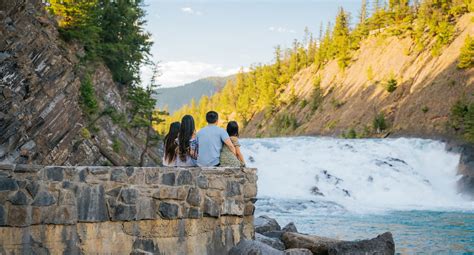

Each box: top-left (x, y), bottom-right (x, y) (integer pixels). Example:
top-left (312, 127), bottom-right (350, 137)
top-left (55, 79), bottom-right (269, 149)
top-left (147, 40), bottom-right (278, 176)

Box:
top-left (143, 0), bottom-right (362, 87)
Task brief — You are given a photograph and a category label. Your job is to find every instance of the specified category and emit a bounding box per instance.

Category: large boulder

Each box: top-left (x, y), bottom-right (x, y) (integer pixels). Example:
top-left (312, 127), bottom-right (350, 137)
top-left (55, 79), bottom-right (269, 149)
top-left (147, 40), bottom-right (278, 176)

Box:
top-left (229, 240), bottom-right (284, 255)
top-left (256, 233), bottom-right (286, 251)
top-left (255, 215), bottom-right (281, 234)
top-left (282, 232), bottom-right (339, 254)
top-left (282, 222), bottom-right (298, 233)
top-left (283, 248), bottom-right (313, 255)
top-left (328, 232), bottom-right (395, 255)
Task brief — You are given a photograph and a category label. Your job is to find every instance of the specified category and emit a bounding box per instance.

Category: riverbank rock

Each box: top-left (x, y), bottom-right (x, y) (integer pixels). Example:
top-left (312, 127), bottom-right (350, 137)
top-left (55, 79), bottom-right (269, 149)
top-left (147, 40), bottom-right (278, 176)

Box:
top-left (255, 215), bottom-right (282, 233)
top-left (284, 248), bottom-right (313, 255)
top-left (229, 240), bottom-right (284, 255)
top-left (256, 233), bottom-right (286, 250)
top-left (282, 232), bottom-right (340, 254)
top-left (457, 144), bottom-right (474, 199)
top-left (282, 222), bottom-right (298, 233)
top-left (328, 232), bottom-right (395, 255)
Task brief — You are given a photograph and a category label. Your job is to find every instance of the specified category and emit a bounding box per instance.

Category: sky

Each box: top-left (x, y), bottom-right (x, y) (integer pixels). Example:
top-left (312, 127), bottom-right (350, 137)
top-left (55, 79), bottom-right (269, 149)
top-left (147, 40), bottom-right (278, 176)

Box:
top-left (142, 0), bottom-right (362, 87)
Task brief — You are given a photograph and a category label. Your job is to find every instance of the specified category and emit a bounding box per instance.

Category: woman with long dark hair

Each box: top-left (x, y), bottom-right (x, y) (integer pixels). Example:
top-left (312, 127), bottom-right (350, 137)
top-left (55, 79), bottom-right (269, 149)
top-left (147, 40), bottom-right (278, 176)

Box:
top-left (163, 122), bottom-right (180, 166)
top-left (176, 115), bottom-right (198, 166)
top-left (220, 121), bottom-right (245, 167)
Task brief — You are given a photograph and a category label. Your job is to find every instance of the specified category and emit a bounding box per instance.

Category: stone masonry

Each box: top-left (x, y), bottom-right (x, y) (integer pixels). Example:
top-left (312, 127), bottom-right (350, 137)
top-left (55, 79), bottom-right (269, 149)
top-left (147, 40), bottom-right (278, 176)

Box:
top-left (0, 164), bottom-right (258, 254)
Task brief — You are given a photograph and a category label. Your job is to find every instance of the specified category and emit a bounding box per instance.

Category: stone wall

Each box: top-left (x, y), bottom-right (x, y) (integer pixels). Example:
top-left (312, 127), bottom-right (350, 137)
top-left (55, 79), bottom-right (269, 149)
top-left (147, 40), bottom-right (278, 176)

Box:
top-left (0, 164), bottom-right (257, 254)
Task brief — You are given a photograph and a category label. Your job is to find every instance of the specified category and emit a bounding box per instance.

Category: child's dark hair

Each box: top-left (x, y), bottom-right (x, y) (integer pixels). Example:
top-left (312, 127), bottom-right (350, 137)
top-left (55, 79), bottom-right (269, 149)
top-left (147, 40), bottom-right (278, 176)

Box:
top-left (226, 121), bottom-right (239, 137)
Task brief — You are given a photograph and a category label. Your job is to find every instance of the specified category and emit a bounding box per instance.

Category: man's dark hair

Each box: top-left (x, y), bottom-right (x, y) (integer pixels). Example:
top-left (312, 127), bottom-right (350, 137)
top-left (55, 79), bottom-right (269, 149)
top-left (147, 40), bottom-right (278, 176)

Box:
top-left (206, 111), bottom-right (219, 124)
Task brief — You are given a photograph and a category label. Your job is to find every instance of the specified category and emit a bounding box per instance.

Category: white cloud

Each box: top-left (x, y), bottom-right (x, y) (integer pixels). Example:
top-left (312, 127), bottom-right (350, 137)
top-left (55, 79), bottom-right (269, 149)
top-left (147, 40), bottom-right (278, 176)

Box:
top-left (142, 61), bottom-right (241, 87)
top-left (181, 7), bottom-right (203, 15)
top-left (268, 26), bottom-right (296, 34)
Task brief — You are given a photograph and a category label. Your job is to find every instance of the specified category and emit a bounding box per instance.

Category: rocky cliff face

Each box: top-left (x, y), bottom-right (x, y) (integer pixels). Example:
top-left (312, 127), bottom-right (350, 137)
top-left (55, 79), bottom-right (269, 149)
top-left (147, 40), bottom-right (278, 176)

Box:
top-left (242, 13), bottom-right (474, 140)
top-left (0, 1), bottom-right (161, 166)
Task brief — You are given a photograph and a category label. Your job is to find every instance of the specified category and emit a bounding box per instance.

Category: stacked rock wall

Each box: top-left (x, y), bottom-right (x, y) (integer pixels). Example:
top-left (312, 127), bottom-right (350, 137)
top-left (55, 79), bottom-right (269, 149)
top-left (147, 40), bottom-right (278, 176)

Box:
top-left (0, 165), bottom-right (257, 254)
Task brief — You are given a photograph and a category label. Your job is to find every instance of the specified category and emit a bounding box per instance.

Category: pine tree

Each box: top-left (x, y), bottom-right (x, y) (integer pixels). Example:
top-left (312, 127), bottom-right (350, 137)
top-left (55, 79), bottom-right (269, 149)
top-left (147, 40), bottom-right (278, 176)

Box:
top-left (332, 8), bottom-right (351, 69)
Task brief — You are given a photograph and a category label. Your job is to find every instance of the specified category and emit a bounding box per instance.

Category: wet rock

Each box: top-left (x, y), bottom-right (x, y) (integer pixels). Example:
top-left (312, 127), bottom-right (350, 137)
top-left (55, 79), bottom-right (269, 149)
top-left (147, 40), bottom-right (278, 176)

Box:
top-left (45, 167), bottom-right (64, 181)
top-left (226, 181), bottom-right (241, 197)
top-left (177, 170), bottom-right (193, 185)
top-left (76, 185), bottom-right (108, 222)
top-left (282, 222), bottom-right (298, 233)
top-left (32, 190), bottom-right (56, 206)
top-left (0, 177), bottom-right (18, 191)
top-left (159, 202), bottom-right (179, 219)
top-left (281, 232), bottom-right (339, 254)
top-left (161, 172), bottom-right (175, 186)
top-left (255, 215), bottom-right (281, 234)
top-left (229, 240), bottom-right (284, 255)
top-left (8, 190), bottom-right (30, 205)
top-left (186, 187), bottom-right (201, 206)
top-left (261, 231), bottom-right (285, 240)
top-left (310, 186), bottom-right (324, 196)
top-left (256, 233), bottom-right (285, 251)
top-left (283, 248), bottom-right (313, 255)
top-left (328, 232), bottom-right (395, 255)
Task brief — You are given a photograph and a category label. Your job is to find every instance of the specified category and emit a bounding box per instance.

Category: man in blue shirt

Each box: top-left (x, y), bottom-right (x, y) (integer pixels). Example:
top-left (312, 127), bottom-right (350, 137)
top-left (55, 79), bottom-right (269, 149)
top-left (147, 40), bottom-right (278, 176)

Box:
top-left (197, 111), bottom-right (236, 167)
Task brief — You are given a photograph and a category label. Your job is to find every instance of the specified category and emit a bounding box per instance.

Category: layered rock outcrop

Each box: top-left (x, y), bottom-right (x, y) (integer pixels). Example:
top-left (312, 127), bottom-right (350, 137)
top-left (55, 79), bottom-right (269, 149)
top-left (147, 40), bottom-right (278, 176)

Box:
top-left (0, 0), bottom-right (161, 166)
top-left (0, 165), bottom-right (257, 254)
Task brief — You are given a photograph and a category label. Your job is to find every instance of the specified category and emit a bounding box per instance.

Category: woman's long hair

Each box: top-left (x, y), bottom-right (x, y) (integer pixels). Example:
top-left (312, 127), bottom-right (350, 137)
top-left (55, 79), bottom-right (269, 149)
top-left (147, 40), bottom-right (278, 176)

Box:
top-left (178, 115), bottom-right (195, 161)
top-left (164, 122), bottom-right (181, 163)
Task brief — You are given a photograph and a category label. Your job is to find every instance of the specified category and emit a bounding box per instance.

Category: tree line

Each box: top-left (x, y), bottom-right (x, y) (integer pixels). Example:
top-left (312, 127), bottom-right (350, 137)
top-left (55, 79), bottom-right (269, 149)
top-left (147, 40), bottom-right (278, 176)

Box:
top-left (156, 0), bottom-right (473, 134)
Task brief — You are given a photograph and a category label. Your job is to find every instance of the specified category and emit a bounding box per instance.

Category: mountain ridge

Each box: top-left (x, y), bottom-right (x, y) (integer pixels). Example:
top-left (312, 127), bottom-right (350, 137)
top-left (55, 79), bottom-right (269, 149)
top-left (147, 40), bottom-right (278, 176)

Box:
top-left (155, 76), bottom-right (232, 113)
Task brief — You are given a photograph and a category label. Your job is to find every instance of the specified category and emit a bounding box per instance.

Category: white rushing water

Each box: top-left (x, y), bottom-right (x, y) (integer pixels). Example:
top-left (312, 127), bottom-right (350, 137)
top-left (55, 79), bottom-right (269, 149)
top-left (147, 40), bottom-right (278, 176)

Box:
top-left (240, 137), bottom-right (474, 213)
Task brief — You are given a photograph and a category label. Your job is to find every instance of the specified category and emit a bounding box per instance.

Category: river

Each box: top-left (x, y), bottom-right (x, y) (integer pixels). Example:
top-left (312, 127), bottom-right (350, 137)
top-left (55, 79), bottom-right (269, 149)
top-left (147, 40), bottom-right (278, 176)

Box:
top-left (240, 137), bottom-right (474, 253)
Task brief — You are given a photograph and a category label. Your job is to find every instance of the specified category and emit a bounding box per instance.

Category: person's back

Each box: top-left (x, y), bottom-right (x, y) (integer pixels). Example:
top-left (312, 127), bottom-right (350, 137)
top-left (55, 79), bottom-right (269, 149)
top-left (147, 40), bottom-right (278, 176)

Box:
top-left (197, 111), bottom-right (235, 167)
top-left (197, 125), bottom-right (228, 166)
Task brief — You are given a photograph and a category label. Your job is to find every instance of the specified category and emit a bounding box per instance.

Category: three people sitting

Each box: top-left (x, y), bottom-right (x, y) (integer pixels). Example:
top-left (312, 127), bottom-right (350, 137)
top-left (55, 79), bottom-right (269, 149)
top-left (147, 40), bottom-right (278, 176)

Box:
top-left (163, 111), bottom-right (246, 167)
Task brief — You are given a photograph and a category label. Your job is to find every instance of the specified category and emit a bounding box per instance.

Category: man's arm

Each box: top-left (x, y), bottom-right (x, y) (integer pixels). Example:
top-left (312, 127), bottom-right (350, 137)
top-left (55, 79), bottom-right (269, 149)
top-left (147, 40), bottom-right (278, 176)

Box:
top-left (223, 138), bottom-right (236, 155)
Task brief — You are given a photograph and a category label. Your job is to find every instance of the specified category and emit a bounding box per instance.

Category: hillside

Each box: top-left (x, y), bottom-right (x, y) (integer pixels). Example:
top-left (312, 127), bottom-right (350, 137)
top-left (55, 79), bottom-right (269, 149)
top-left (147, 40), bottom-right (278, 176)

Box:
top-left (0, 1), bottom-right (162, 166)
top-left (245, 13), bottom-right (474, 139)
top-left (155, 76), bottom-right (230, 113)
top-left (161, 2), bottom-right (474, 144)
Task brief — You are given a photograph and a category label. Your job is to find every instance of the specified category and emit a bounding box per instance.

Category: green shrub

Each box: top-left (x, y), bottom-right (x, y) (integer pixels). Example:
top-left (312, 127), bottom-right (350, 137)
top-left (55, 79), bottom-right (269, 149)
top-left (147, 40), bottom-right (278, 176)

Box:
top-left (331, 98), bottom-right (345, 109)
top-left (274, 113), bottom-right (299, 132)
top-left (385, 78), bottom-right (398, 93)
top-left (373, 112), bottom-right (387, 133)
top-left (300, 99), bottom-right (308, 108)
top-left (112, 137), bottom-right (122, 153)
top-left (343, 128), bottom-right (357, 139)
top-left (310, 86), bottom-right (324, 112)
top-left (80, 75), bottom-right (98, 116)
top-left (458, 35), bottom-right (474, 69)
top-left (421, 106), bottom-right (429, 113)
top-left (450, 100), bottom-right (469, 130)
top-left (79, 127), bottom-right (91, 139)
